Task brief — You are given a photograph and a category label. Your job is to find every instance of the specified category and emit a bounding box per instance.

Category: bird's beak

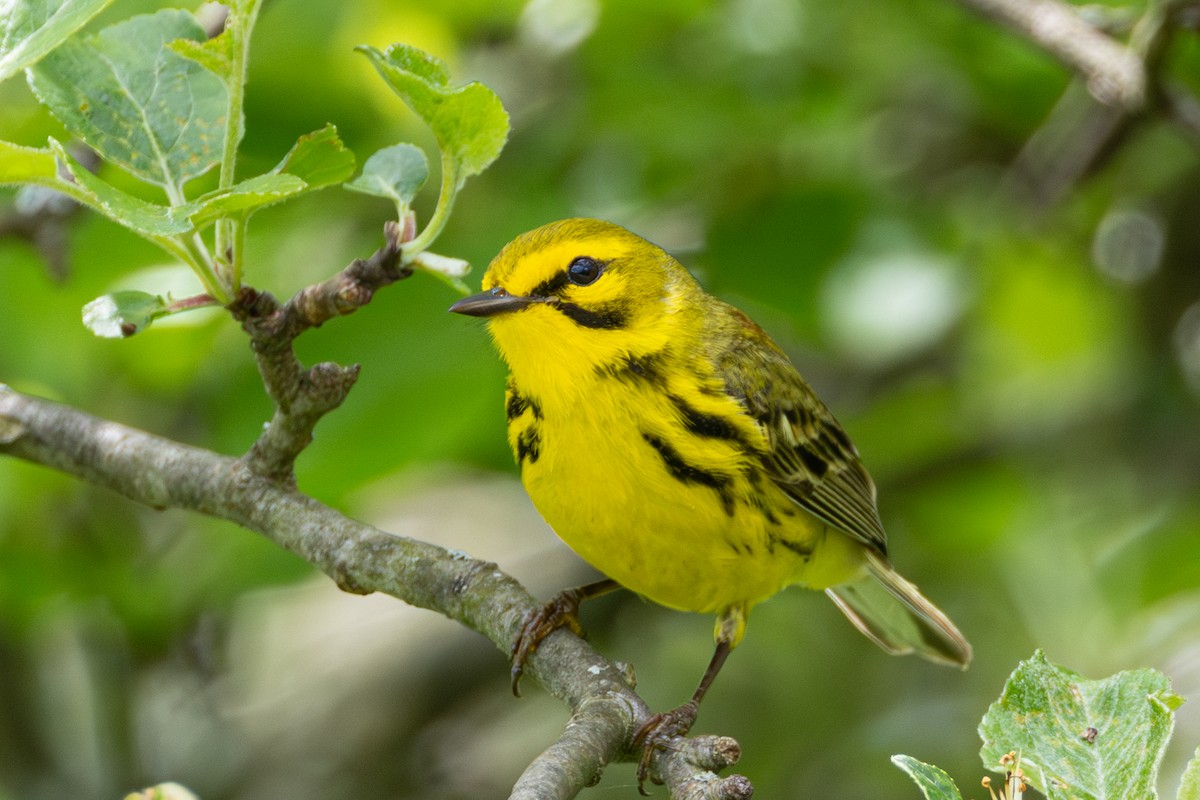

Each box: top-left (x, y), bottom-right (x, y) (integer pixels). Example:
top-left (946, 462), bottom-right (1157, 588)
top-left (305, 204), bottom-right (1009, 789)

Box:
top-left (449, 286), bottom-right (542, 317)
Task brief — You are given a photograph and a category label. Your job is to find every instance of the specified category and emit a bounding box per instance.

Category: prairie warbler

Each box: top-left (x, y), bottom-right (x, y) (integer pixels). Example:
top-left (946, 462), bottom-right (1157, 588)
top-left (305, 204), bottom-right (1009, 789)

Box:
top-left (451, 218), bottom-right (970, 781)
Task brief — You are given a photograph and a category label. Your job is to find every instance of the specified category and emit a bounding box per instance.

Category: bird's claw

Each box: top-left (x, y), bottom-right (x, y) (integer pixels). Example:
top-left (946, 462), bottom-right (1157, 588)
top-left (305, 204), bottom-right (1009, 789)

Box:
top-left (632, 700), bottom-right (699, 794)
top-left (509, 591), bottom-right (587, 696)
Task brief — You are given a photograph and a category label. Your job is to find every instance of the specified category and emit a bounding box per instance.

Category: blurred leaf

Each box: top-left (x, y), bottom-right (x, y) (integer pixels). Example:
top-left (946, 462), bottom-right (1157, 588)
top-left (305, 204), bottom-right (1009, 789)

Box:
top-left (357, 43), bottom-right (509, 184)
top-left (891, 755), bottom-right (964, 800)
top-left (272, 124), bottom-right (356, 189)
top-left (344, 143), bottom-right (429, 210)
top-left (27, 10), bottom-right (227, 192)
top-left (124, 782), bottom-right (200, 800)
top-left (82, 290), bottom-right (167, 337)
top-left (979, 651), bottom-right (1181, 800)
top-left (0, 140), bottom-right (57, 183)
top-left (1180, 747), bottom-right (1200, 800)
top-left (0, 0), bottom-right (115, 82)
top-left (49, 138), bottom-right (194, 236)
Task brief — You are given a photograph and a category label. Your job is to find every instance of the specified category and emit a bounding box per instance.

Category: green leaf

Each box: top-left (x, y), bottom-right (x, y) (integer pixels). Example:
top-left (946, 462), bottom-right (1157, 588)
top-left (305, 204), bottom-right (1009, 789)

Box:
top-left (374, 42), bottom-right (449, 86)
top-left (169, 0), bottom-right (264, 160)
top-left (344, 143), bottom-right (429, 209)
top-left (0, 140), bottom-right (58, 184)
top-left (183, 127), bottom-right (352, 230)
top-left (979, 650), bottom-right (1182, 800)
top-left (49, 139), bottom-right (194, 236)
top-left (1179, 746), bottom-right (1200, 800)
top-left (272, 124), bottom-right (356, 188)
top-left (27, 10), bottom-right (228, 193)
top-left (82, 290), bottom-right (167, 338)
top-left (169, 32), bottom-right (235, 79)
top-left (891, 755), bottom-right (964, 800)
top-left (188, 173), bottom-right (307, 228)
top-left (0, 0), bottom-right (115, 82)
top-left (184, 126), bottom-right (350, 230)
top-left (357, 43), bottom-right (509, 183)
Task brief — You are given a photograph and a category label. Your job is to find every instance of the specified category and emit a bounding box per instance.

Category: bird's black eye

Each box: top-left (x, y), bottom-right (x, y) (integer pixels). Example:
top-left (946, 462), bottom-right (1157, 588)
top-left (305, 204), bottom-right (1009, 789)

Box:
top-left (567, 256), bottom-right (603, 286)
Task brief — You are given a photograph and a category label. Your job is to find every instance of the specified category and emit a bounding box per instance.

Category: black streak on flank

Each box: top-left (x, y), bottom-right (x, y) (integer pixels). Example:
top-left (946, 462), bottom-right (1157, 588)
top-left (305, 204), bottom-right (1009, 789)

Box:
top-left (552, 301), bottom-right (629, 330)
top-left (777, 537), bottom-right (813, 560)
top-left (757, 501), bottom-right (780, 527)
top-left (598, 351), bottom-right (666, 387)
top-left (517, 426), bottom-right (541, 464)
top-left (506, 386), bottom-right (543, 422)
top-left (671, 395), bottom-right (745, 444)
top-left (642, 432), bottom-right (736, 515)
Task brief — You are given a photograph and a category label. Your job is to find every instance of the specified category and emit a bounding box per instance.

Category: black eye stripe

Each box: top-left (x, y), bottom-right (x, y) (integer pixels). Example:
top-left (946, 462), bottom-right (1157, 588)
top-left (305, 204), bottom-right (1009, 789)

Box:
top-left (529, 271), bottom-right (569, 298)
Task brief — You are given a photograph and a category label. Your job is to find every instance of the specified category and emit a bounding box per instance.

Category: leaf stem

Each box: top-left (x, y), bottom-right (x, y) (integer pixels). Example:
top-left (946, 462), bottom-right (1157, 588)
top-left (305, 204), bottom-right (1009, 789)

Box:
top-left (179, 232), bottom-right (228, 303)
top-left (403, 150), bottom-right (459, 258)
top-left (164, 293), bottom-right (220, 313)
top-left (229, 215), bottom-right (248, 291)
top-left (215, 0), bottom-right (262, 281)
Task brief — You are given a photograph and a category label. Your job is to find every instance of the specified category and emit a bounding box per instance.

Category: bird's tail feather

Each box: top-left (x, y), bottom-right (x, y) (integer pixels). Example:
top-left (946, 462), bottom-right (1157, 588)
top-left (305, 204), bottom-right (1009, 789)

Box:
top-left (825, 550), bottom-right (971, 668)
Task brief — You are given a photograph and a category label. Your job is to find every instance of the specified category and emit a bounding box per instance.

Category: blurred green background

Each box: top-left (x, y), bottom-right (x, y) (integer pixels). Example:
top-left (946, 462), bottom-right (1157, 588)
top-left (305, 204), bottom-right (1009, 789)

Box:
top-left (2, 0), bottom-right (1199, 797)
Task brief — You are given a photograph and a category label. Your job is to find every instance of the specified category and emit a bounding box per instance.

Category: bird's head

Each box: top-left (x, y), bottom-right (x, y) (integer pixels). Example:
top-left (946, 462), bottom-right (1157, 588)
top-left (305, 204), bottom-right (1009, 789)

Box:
top-left (451, 219), bottom-right (701, 380)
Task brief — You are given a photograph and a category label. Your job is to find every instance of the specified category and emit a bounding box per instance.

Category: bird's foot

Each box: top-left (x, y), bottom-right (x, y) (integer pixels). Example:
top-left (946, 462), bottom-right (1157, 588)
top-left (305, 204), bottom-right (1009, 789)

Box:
top-left (509, 589), bottom-right (587, 696)
top-left (632, 699), bottom-right (699, 794)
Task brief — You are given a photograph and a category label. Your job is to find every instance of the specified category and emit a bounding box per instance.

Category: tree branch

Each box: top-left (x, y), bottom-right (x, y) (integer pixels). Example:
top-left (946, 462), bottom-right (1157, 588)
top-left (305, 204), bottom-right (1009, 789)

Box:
top-left (1007, 79), bottom-right (1134, 208)
top-left (954, 0), bottom-right (1147, 109)
top-left (228, 221), bottom-right (411, 482)
top-left (956, 0), bottom-right (1200, 205)
top-left (0, 384), bottom-right (749, 798)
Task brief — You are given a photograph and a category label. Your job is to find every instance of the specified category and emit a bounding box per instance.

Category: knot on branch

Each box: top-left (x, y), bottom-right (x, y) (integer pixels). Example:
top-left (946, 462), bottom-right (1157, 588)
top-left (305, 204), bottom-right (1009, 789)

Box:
top-left (651, 734), bottom-right (751, 799)
top-left (305, 362), bottom-right (361, 408)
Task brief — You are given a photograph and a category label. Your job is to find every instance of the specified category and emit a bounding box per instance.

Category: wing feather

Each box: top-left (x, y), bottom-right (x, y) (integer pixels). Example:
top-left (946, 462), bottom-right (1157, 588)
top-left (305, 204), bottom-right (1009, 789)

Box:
top-left (710, 307), bottom-right (889, 555)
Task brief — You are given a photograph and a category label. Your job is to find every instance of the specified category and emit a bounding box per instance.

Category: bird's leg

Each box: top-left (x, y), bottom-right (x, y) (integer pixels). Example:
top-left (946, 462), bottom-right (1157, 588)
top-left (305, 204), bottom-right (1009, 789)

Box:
top-left (632, 605), bottom-right (745, 792)
top-left (510, 578), bottom-right (621, 696)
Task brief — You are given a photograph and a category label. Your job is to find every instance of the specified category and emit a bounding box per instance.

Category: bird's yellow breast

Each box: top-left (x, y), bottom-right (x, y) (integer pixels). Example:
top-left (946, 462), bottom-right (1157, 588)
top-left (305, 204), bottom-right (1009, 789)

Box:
top-left (496, 307), bottom-right (865, 615)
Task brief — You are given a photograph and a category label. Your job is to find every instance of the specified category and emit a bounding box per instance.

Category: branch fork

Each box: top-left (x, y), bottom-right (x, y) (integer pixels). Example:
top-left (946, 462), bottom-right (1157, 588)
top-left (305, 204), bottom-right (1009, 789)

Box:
top-left (229, 221), bottom-right (409, 481)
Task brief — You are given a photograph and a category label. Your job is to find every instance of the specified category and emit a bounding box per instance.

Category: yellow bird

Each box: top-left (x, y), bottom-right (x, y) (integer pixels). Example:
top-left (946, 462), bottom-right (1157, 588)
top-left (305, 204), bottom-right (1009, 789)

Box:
top-left (451, 218), bottom-right (970, 781)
